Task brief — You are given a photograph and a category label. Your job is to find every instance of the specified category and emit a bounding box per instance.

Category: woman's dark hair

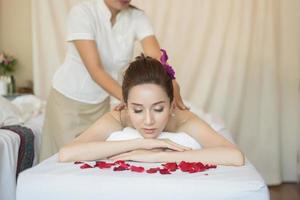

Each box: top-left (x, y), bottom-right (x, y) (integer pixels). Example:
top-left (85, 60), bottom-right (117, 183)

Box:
top-left (129, 4), bottom-right (140, 10)
top-left (122, 54), bottom-right (173, 104)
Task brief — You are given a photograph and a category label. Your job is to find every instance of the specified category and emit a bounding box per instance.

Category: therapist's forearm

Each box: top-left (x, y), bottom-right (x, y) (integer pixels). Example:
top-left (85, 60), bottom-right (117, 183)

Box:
top-left (74, 40), bottom-right (123, 100)
top-left (157, 147), bottom-right (245, 166)
top-left (92, 68), bottom-right (122, 100)
top-left (141, 36), bottom-right (161, 61)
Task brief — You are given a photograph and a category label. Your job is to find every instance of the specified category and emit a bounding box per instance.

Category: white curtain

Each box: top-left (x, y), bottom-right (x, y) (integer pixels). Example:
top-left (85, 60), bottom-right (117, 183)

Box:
top-left (31, 0), bottom-right (300, 185)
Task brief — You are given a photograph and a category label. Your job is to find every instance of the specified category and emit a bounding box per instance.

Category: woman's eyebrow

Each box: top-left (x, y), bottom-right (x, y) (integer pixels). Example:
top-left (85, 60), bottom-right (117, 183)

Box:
top-left (130, 101), bottom-right (166, 106)
top-left (130, 103), bottom-right (143, 106)
top-left (152, 101), bottom-right (166, 105)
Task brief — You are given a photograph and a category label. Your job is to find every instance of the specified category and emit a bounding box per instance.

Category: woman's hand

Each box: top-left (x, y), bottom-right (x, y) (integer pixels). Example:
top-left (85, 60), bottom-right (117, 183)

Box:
top-left (142, 138), bottom-right (191, 152)
top-left (172, 80), bottom-right (190, 110)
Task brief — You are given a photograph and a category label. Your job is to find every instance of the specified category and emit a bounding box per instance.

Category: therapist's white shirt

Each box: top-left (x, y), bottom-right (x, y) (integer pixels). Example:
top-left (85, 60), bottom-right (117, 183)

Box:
top-left (53, 0), bottom-right (154, 104)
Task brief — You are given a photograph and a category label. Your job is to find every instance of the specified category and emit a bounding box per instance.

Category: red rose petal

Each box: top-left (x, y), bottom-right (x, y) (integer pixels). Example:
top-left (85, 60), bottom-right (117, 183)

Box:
top-left (114, 160), bottom-right (125, 165)
top-left (113, 160), bottom-right (130, 170)
top-left (119, 163), bottom-right (130, 169)
top-left (146, 167), bottom-right (160, 174)
top-left (179, 161), bottom-right (213, 173)
top-left (163, 162), bottom-right (178, 171)
top-left (130, 166), bottom-right (145, 173)
top-left (94, 161), bottom-right (115, 169)
top-left (80, 163), bottom-right (93, 169)
top-left (113, 166), bottom-right (128, 171)
top-left (79, 160), bottom-right (216, 174)
top-left (159, 168), bottom-right (171, 175)
top-left (205, 164), bottom-right (217, 169)
top-left (178, 161), bottom-right (190, 172)
top-left (192, 163), bottom-right (205, 172)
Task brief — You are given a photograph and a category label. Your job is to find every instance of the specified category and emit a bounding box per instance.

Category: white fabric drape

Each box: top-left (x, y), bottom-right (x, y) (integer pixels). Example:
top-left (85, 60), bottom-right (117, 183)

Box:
top-left (31, 0), bottom-right (300, 185)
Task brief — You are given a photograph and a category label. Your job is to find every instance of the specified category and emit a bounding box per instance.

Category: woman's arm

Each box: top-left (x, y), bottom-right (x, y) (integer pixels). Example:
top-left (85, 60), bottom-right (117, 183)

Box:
top-left (109, 148), bottom-right (244, 166)
top-left (170, 111), bottom-right (244, 166)
top-left (154, 147), bottom-right (244, 166)
top-left (59, 111), bottom-right (190, 162)
top-left (170, 112), bottom-right (244, 166)
top-left (59, 112), bottom-right (139, 162)
top-left (74, 40), bottom-right (122, 100)
top-left (140, 35), bottom-right (161, 60)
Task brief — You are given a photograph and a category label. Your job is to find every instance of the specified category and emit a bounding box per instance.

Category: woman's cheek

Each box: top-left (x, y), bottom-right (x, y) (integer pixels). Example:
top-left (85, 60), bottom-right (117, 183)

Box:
top-left (157, 112), bottom-right (169, 128)
top-left (129, 113), bottom-right (143, 127)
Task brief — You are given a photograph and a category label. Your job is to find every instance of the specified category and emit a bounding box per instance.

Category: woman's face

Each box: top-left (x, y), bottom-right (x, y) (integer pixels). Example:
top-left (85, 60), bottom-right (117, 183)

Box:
top-left (104, 0), bottom-right (131, 12)
top-left (127, 83), bottom-right (172, 139)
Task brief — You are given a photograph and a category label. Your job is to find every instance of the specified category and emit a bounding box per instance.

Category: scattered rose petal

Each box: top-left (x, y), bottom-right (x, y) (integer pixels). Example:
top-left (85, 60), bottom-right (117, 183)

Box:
top-left (77, 160), bottom-right (216, 175)
top-left (179, 161), bottom-right (209, 173)
top-left (119, 163), bottom-right (130, 169)
top-left (94, 161), bottom-right (115, 169)
top-left (130, 166), bottom-right (145, 173)
top-left (80, 163), bottom-right (93, 169)
top-left (113, 166), bottom-right (128, 171)
top-left (163, 162), bottom-right (178, 171)
top-left (178, 161), bottom-right (190, 172)
top-left (159, 168), bottom-right (171, 175)
top-left (205, 164), bottom-right (217, 169)
top-left (146, 167), bottom-right (160, 174)
top-left (113, 160), bottom-right (130, 170)
top-left (114, 160), bottom-right (125, 165)
top-left (192, 162), bottom-right (206, 173)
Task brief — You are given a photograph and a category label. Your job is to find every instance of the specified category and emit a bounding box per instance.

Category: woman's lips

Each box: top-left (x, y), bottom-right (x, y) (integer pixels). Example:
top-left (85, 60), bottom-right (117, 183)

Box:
top-left (120, 0), bottom-right (130, 5)
top-left (142, 128), bottom-right (156, 134)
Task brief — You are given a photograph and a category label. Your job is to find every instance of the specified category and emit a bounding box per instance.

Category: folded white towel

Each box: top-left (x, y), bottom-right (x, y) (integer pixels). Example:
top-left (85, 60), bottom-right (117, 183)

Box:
top-left (106, 127), bottom-right (202, 150)
top-left (12, 95), bottom-right (45, 123)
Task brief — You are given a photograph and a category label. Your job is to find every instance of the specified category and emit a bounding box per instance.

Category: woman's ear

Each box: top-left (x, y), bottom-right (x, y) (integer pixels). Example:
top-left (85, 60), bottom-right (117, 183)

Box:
top-left (169, 101), bottom-right (175, 117)
top-left (171, 100), bottom-right (175, 110)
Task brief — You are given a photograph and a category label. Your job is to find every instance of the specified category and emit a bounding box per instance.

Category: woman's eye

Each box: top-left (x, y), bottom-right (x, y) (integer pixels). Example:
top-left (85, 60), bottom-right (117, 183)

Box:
top-left (154, 108), bottom-right (164, 112)
top-left (133, 109), bottom-right (143, 113)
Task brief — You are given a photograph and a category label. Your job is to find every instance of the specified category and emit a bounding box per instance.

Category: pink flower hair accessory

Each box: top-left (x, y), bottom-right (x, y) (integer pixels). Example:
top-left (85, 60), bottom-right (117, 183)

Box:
top-left (160, 49), bottom-right (176, 80)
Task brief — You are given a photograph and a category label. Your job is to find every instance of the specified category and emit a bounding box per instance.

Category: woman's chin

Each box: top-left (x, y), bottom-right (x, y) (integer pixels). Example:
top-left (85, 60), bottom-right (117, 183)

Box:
top-left (140, 132), bottom-right (159, 139)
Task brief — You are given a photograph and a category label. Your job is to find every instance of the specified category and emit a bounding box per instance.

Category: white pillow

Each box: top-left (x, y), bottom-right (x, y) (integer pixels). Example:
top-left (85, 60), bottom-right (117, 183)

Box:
top-left (107, 127), bottom-right (202, 150)
top-left (0, 96), bottom-right (23, 126)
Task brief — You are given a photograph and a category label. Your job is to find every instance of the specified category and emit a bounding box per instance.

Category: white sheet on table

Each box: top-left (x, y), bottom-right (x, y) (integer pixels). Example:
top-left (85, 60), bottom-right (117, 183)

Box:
top-left (0, 130), bottom-right (20, 200)
top-left (17, 103), bottom-right (267, 200)
top-left (0, 113), bottom-right (44, 200)
top-left (17, 154), bottom-right (269, 200)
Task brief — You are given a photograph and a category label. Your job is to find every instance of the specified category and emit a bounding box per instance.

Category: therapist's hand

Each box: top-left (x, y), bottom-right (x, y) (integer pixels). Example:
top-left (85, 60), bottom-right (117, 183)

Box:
top-left (114, 101), bottom-right (126, 111)
top-left (172, 80), bottom-right (190, 110)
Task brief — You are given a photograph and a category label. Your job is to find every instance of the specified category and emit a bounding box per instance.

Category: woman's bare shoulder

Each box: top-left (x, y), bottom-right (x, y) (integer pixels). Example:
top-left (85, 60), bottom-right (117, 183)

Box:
top-left (165, 109), bottom-right (200, 131)
top-left (109, 110), bottom-right (121, 122)
top-left (109, 109), bottom-right (133, 128)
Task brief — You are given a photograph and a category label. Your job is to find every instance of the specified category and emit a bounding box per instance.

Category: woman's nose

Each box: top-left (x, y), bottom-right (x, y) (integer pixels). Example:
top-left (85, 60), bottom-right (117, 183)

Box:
top-left (144, 110), bottom-right (154, 125)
